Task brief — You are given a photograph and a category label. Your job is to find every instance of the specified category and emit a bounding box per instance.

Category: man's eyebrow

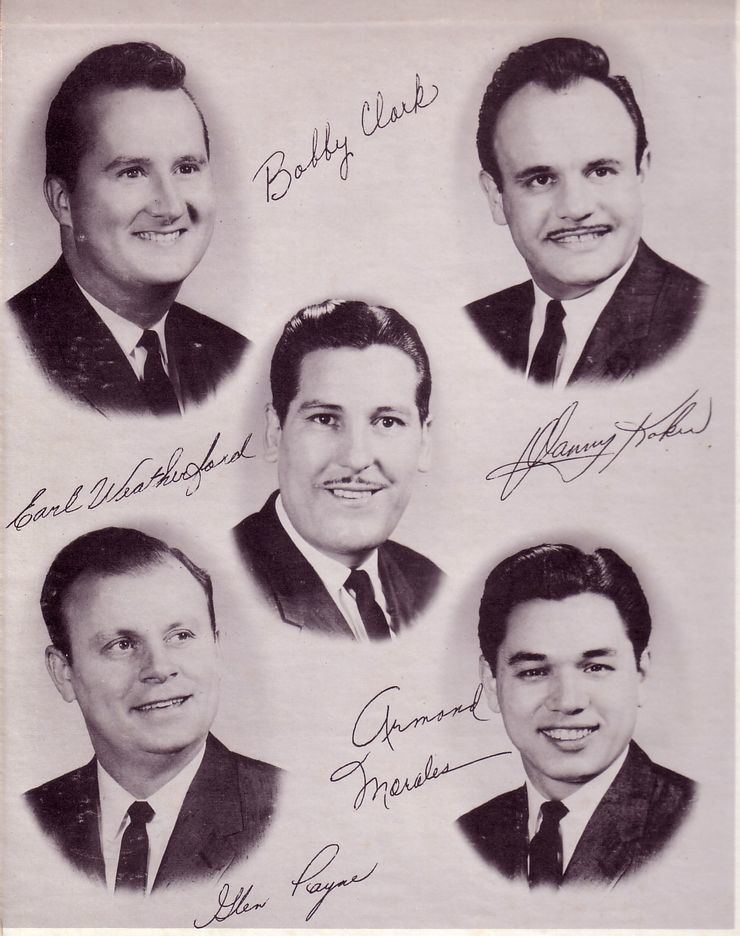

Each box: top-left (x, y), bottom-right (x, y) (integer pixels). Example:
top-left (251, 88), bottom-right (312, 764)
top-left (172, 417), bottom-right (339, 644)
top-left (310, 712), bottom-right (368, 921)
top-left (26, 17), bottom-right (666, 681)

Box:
top-left (372, 404), bottom-right (415, 416)
top-left (103, 156), bottom-right (153, 172)
top-left (506, 651), bottom-right (548, 666)
top-left (585, 158), bottom-right (624, 171)
top-left (514, 165), bottom-right (554, 183)
top-left (175, 153), bottom-right (208, 165)
top-left (296, 400), bottom-right (343, 412)
top-left (582, 647), bottom-right (617, 659)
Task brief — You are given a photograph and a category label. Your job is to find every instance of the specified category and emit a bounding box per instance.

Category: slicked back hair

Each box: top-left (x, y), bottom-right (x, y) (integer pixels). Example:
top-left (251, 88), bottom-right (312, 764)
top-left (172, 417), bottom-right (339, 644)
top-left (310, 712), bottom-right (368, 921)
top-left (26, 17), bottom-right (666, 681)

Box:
top-left (478, 543), bottom-right (651, 668)
top-left (477, 37), bottom-right (648, 190)
top-left (46, 41), bottom-right (209, 190)
top-left (270, 299), bottom-right (432, 425)
top-left (41, 526), bottom-right (216, 660)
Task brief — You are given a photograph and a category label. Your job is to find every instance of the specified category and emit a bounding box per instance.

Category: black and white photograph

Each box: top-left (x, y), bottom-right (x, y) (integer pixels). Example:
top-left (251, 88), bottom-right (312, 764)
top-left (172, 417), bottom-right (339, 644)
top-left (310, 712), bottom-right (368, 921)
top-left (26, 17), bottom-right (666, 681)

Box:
top-left (2, 0), bottom-right (734, 931)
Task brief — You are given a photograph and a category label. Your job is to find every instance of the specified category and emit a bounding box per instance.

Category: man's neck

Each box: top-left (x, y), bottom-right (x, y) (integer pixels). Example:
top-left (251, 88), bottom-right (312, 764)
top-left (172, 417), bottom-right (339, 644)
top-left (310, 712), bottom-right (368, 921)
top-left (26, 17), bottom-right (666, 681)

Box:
top-left (94, 741), bottom-right (205, 800)
top-left (62, 248), bottom-right (180, 329)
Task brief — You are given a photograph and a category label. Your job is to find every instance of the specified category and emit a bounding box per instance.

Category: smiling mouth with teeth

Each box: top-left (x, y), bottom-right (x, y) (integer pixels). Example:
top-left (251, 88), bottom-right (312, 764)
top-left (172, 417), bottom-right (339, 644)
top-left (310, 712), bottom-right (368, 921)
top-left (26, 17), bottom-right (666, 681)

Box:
top-left (134, 230), bottom-right (185, 244)
top-left (134, 696), bottom-right (189, 712)
top-left (540, 726), bottom-right (598, 741)
top-left (548, 227), bottom-right (610, 244)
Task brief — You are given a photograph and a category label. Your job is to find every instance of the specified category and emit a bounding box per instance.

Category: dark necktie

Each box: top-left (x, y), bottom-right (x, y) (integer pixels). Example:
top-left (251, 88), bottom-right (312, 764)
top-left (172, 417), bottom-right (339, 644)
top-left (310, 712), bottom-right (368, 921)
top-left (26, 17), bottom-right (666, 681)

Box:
top-left (529, 299), bottom-right (566, 385)
top-left (344, 569), bottom-right (391, 640)
top-left (137, 329), bottom-right (180, 415)
top-left (115, 800), bottom-right (155, 894)
top-left (528, 799), bottom-right (569, 887)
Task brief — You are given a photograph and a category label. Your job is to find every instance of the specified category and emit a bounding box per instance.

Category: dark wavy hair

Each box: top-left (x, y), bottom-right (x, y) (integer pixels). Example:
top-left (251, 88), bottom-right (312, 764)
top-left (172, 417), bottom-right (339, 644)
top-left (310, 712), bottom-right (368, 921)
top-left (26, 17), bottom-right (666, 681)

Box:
top-left (478, 543), bottom-right (651, 667)
top-left (41, 527), bottom-right (216, 660)
top-left (477, 37), bottom-right (648, 190)
top-left (46, 41), bottom-right (209, 189)
top-left (270, 299), bottom-right (432, 425)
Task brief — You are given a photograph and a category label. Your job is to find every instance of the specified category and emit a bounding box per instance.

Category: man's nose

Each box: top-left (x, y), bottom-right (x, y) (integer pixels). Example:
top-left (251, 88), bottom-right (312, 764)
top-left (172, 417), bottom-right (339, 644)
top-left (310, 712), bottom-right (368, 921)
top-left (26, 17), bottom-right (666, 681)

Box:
top-left (147, 172), bottom-right (186, 220)
top-left (555, 174), bottom-right (594, 223)
top-left (336, 422), bottom-right (374, 473)
top-left (545, 670), bottom-right (588, 714)
top-left (139, 642), bottom-right (177, 683)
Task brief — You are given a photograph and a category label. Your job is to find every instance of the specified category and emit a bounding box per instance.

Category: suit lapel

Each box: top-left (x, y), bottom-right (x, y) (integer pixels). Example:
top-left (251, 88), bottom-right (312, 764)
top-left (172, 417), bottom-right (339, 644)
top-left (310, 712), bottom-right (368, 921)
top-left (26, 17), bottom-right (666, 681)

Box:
top-left (468, 281), bottom-right (533, 372)
top-left (165, 306), bottom-right (209, 406)
top-left (243, 494), bottom-right (355, 637)
top-left (34, 259), bottom-right (149, 413)
top-left (378, 545), bottom-right (415, 633)
top-left (565, 742), bottom-right (654, 886)
top-left (154, 735), bottom-right (244, 890)
top-left (569, 241), bottom-right (663, 383)
top-left (60, 759), bottom-right (106, 883)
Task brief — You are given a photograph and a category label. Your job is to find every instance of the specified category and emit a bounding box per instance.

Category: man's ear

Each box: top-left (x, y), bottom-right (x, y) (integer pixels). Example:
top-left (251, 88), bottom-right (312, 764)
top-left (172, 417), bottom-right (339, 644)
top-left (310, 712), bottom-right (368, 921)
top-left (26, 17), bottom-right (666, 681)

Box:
top-left (44, 175), bottom-right (74, 228)
top-left (479, 170), bottom-right (508, 227)
top-left (636, 648), bottom-right (651, 706)
top-left (637, 147), bottom-right (651, 184)
top-left (479, 656), bottom-right (501, 714)
top-left (45, 646), bottom-right (77, 703)
top-left (417, 417), bottom-right (432, 473)
top-left (264, 403), bottom-right (282, 464)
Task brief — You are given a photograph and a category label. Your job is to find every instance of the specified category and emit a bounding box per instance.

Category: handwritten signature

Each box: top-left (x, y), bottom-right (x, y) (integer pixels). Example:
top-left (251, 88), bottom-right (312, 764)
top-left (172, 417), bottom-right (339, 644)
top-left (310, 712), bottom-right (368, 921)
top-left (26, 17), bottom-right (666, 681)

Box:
top-left (488, 390), bottom-right (712, 500)
top-left (193, 883), bottom-right (268, 928)
top-left (330, 749), bottom-right (510, 811)
top-left (6, 432), bottom-right (254, 532)
top-left (352, 682), bottom-right (488, 752)
top-left (291, 843), bottom-right (377, 921)
top-left (253, 73), bottom-right (438, 202)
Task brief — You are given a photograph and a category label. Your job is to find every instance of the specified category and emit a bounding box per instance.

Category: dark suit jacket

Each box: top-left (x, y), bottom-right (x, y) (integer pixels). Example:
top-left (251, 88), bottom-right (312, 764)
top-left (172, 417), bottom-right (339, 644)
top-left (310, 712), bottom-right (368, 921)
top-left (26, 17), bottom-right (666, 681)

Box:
top-left (465, 241), bottom-right (704, 383)
top-left (24, 733), bottom-right (280, 891)
top-left (233, 491), bottom-right (444, 638)
top-left (7, 257), bottom-right (249, 415)
top-left (457, 742), bottom-right (695, 887)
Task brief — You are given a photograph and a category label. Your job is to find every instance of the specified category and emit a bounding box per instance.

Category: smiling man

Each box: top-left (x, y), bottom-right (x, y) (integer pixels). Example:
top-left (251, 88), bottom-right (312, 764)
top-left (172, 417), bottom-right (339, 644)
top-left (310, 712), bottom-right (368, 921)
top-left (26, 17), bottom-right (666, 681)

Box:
top-left (466, 38), bottom-right (704, 386)
top-left (7, 42), bottom-right (248, 416)
top-left (458, 543), bottom-right (695, 887)
top-left (232, 299), bottom-right (443, 641)
top-left (25, 527), bottom-right (279, 893)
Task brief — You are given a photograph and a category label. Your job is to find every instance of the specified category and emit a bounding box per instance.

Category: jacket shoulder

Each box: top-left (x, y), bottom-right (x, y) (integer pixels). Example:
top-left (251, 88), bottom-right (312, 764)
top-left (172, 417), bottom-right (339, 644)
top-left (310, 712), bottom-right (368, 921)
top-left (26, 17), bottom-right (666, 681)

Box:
top-left (465, 281), bottom-right (532, 319)
top-left (640, 756), bottom-right (696, 847)
top-left (24, 761), bottom-right (97, 841)
top-left (170, 302), bottom-right (249, 351)
top-left (457, 787), bottom-right (527, 877)
top-left (382, 538), bottom-right (444, 582)
top-left (458, 786), bottom-right (523, 831)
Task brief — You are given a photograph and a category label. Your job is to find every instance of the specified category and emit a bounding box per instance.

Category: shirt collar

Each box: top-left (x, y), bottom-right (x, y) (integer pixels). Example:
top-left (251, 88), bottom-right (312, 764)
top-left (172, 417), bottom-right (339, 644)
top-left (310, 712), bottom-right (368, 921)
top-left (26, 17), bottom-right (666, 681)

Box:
top-left (275, 493), bottom-right (381, 597)
top-left (76, 281), bottom-right (171, 364)
top-left (97, 742), bottom-right (207, 846)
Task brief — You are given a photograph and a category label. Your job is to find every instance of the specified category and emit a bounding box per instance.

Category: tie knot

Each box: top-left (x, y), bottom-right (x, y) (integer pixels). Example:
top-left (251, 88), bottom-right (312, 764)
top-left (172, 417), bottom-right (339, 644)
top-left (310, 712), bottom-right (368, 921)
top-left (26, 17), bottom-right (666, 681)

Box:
top-left (345, 568), bottom-right (373, 600)
top-left (540, 799), bottom-right (568, 826)
top-left (545, 299), bottom-right (566, 325)
top-left (127, 800), bottom-right (154, 827)
top-left (137, 329), bottom-right (162, 354)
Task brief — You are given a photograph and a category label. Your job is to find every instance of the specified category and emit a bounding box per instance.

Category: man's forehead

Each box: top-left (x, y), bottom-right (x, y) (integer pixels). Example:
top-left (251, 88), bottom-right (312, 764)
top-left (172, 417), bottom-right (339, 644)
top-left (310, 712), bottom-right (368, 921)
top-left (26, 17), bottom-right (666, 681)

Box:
top-left (493, 78), bottom-right (637, 162)
top-left (294, 345), bottom-right (420, 399)
top-left (80, 85), bottom-right (206, 152)
top-left (501, 592), bottom-right (631, 652)
top-left (64, 557), bottom-right (203, 617)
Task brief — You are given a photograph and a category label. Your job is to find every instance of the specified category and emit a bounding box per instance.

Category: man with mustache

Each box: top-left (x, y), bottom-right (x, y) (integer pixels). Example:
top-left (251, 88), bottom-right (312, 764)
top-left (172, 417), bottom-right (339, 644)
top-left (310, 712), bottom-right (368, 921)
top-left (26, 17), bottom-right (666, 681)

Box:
top-left (465, 37), bottom-right (704, 386)
top-left (25, 527), bottom-right (279, 893)
top-left (7, 42), bottom-right (248, 416)
top-left (458, 543), bottom-right (695, 887)
top-left (232, 299), bottom-right (443, 641)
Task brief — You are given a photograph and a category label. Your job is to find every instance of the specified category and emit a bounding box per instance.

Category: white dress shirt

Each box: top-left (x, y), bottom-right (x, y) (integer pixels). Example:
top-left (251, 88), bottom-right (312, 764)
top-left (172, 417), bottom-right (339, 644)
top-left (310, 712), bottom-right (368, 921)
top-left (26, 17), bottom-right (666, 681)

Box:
top-left (97, 743), bottom-right (206, 894)
top-left (275, 494), bottom-right (392, 640)
top-left (526, 247), bottom-right (638, 389)
top-left (526, 745), bottom-right (629, 871)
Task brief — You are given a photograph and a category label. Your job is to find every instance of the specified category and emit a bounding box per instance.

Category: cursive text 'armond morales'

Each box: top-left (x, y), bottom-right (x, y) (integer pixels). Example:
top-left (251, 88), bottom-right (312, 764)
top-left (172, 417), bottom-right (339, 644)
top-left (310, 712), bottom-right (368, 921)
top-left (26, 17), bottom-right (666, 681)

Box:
top-left (6, 432), bottom-right (254, 532)
top-left (487, 390), bottom-right (711, 500)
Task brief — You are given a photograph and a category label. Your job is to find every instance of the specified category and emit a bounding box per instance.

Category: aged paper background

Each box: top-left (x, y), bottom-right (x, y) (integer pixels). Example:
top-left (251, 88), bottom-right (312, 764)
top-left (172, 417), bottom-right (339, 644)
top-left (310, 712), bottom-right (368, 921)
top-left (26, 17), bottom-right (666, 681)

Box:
top-left (2, 0), bottom-right (734, 931)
